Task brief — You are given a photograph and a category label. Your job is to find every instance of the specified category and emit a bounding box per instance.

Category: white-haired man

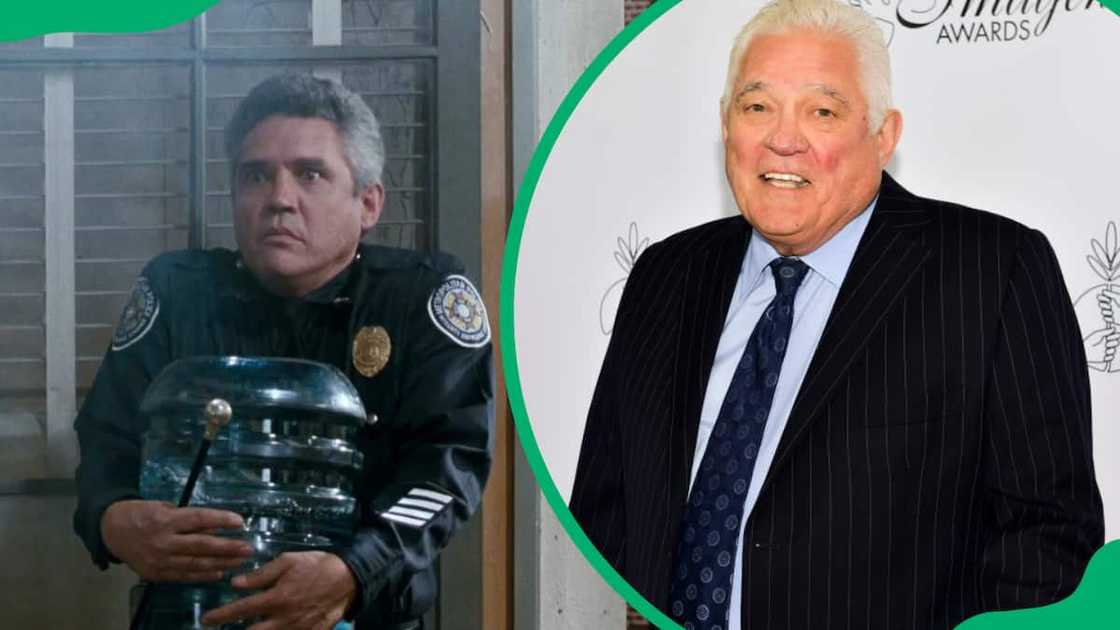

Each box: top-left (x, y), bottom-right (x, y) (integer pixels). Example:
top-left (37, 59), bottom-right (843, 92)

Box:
top-left (570, 1), bottom-right (1103, 629)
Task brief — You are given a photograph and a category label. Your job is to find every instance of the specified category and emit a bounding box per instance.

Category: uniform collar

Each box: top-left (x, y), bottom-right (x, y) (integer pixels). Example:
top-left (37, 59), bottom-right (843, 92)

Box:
top-left (230, 249), bottom-right (361, 306)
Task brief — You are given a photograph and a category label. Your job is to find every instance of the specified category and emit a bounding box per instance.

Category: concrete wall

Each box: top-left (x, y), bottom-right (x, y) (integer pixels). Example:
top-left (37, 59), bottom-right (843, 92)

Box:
top-left (0, 495), bottom-right (136, 628)
top-left (512, 1), bottom-right (627, 629)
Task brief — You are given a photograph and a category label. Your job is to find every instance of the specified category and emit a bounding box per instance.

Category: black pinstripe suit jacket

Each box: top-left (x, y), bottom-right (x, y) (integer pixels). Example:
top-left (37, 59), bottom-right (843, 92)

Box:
top-left (569, 173), bottom-right (1104, 629)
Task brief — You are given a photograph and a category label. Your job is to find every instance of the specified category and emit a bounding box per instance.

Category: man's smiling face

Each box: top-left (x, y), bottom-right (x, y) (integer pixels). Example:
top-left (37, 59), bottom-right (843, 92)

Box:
top-left (722, 28), bottom-right (901, 256)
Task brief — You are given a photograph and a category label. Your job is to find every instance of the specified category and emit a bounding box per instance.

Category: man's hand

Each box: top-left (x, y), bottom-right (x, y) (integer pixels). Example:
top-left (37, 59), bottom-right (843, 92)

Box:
top-left (200, 551), bottom-right (357, 630)
top-left (101, 500), bottom-right (253, 582)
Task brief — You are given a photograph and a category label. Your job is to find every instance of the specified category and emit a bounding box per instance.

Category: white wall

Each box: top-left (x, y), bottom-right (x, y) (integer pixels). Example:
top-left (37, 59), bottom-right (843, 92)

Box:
top-left (513, 0), bottom-right (1120, 540)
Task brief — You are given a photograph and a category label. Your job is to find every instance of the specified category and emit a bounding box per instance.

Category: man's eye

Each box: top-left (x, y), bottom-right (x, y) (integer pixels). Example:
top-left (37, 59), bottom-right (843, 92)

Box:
top-left (815, 108), bottom-right (835, 118)
top-left (300, 169), bottom-right (323, 182)
top-left (743, 103), bottom-right (766, 113)
top-left (241, 170), bottom-right (268, 184)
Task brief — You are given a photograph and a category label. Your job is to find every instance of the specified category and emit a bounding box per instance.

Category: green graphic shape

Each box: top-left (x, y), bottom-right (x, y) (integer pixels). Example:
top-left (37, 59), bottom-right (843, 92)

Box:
top-left (0, 1), bottom-right (218, 41)
top-left (499, 0), bottom-right (1120, 629)
top-left (956, 540), bottom-right (1120, 629)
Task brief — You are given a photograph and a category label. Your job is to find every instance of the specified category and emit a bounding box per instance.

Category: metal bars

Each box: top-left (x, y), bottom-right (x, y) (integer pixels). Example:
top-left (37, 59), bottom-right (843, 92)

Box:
top-left (190, 15), bottom-right (207, 248)
top-left (42, 33), bottom-right (77, 477)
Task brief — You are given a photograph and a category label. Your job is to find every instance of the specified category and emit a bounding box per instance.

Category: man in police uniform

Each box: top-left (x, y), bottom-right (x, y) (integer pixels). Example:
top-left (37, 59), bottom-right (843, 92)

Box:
top-left (72, 74), bottom-right (493, 629)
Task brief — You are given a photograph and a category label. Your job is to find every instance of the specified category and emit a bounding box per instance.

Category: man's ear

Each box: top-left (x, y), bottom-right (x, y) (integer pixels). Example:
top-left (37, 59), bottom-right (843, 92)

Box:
top-left (359, 183), bottom-right (385, 234)
top-left (720, 99), bottom-right (729, 144)
top-left (875, 109), bottom-right (903, 168)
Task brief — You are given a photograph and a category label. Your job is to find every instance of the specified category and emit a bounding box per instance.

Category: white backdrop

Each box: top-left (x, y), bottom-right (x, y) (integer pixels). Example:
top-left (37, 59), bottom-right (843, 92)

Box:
top-left (513, 0), bottom-right (1120, 537)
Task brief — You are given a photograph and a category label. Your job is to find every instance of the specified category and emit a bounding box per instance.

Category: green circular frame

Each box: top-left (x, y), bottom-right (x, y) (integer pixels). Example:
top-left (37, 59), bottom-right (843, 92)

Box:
top-left (499, 1), bottom-right (1120, 628)
top-left (0, 0), bottom-right (219, 40)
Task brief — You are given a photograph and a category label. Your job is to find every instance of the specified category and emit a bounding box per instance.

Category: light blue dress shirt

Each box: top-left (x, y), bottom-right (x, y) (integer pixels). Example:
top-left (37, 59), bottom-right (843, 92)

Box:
top-left (687, 199), bottom-right (876, 630)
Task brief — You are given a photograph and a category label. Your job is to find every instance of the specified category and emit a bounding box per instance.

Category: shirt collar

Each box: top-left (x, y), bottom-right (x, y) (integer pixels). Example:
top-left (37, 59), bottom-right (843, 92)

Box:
top-left (743, 195), bottom-right (878, 293)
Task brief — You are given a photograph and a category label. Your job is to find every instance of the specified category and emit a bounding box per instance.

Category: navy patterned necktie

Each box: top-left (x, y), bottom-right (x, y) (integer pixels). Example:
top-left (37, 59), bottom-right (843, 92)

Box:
top-left (669, 257), bottom-right (810, 630)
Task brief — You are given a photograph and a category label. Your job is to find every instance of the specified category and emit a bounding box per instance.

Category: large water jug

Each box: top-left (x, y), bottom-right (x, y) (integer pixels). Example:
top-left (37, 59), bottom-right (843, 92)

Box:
top-left (136, 356), bottom-right (367, 629)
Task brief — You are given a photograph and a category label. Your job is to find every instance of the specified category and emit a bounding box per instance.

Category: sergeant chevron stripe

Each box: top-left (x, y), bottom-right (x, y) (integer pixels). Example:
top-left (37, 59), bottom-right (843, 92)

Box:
top-left (379, 487), bottom-right (455, 528)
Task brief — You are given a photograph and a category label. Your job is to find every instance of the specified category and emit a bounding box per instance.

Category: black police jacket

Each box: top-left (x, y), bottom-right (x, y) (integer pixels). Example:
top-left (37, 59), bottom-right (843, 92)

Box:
top-left (72, 244), bottom-right (494, 626)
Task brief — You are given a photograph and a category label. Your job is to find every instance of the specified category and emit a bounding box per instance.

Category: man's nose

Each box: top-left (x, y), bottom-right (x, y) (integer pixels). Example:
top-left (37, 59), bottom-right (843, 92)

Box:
top-left (266, 170), bottom-right (298, 212)
top-left (765, 112), bottom-right (808, 155)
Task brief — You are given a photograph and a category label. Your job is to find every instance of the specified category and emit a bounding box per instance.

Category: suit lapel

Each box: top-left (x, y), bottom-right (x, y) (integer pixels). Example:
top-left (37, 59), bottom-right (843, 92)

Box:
top-left (766, 173), bottom-right (933, 479)
top-left (671, 218), bottom-right (751, 498)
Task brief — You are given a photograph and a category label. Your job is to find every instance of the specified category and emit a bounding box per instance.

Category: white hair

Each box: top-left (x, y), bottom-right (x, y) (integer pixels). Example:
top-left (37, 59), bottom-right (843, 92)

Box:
top-left (720, 0), bottom-right (893, 133)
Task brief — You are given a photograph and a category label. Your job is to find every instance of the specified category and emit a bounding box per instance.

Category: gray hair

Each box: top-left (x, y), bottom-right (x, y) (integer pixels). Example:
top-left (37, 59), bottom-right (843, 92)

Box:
top-left (720, 0), bottom-right (893, 133)
top-left (225, 74), bottom-right (385, 194)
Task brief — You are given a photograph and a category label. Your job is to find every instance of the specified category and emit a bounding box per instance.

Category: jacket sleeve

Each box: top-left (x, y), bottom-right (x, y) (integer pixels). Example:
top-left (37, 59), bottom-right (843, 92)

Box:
top-left (978, 228), bottom-right (1104, 609)
top-left (568, 244), bottom-right (662, 571)
top-left (73, 264), bottom-right (174, 569)
top-left (335, 270), bottom-right (494, 615)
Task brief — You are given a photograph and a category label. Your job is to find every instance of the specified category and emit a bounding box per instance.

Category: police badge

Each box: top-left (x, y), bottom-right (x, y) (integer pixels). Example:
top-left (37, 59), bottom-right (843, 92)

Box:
top-left (428, 274), bottom-right (490, 348)
top-left (352, 325), bottom-right (392, 378)
top-left (111, 276), bottom-right (160, 351)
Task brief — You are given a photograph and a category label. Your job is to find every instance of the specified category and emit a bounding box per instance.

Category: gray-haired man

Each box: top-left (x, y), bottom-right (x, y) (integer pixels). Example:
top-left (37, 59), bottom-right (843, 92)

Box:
top-left (571, 1), bottom-right (1103, 628)
top-left (74, 74), bottom-right (493, 629)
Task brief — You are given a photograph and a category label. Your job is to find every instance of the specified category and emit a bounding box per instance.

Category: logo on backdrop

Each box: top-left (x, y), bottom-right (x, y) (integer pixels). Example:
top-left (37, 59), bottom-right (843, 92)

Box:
top-left (850, 0), bottom-right (1105, 46)
top-left (600, 222), bottom-right (650, 335)
top-left (1074, 222), bottom-right (1120, 373)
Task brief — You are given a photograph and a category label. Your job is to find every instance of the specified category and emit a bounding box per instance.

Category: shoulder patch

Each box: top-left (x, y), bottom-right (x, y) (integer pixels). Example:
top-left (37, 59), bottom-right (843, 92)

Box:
top-left (111, 276), bottom-right (160, 351)
top-left (427, 274), bottom-right (490, 348)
